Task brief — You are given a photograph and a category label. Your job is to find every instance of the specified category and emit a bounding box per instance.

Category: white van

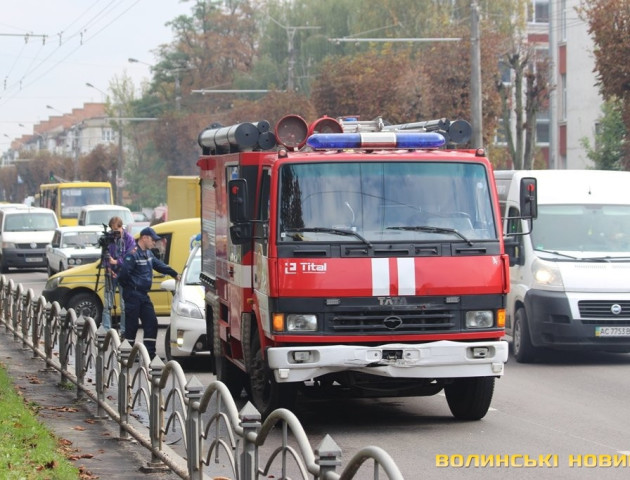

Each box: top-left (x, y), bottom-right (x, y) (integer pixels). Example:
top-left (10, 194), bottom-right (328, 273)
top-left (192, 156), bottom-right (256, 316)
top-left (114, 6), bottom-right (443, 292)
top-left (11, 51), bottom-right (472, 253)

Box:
top-left (77, 204), bottom-right (133, 227)
top-left (496, 169), bottom-right (630, 362)
top-left (0, 206), bottom-right (59, 272)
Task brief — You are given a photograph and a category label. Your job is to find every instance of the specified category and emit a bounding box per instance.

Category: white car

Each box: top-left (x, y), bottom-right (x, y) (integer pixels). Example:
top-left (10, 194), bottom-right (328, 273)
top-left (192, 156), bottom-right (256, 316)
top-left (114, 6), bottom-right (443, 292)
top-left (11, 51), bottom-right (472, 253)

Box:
top-left (77, 204), bottom-right (134, 227)
top-left (160, 245), bottom-right (209, 365)
top-left (45, 226), bottom-right (103, 276)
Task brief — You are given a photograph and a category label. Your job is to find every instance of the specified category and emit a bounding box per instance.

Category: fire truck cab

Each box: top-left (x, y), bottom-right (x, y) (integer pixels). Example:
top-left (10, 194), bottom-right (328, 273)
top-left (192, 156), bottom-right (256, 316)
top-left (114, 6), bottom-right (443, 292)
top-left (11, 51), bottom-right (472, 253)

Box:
top-left (197, 115), bottom-right (536, 420)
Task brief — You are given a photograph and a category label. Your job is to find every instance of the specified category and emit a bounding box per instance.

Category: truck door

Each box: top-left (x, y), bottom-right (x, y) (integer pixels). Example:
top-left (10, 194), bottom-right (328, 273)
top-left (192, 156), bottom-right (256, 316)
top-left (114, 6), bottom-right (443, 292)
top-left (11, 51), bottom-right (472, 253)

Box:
top-left (253, 168), bottom-right (271, 333)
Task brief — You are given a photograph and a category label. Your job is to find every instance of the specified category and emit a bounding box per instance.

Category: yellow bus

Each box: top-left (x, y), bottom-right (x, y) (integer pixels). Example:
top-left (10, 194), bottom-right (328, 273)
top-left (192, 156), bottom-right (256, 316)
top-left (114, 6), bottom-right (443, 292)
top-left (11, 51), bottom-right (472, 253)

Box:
top-left (38, 182), bottom-right (113, 226)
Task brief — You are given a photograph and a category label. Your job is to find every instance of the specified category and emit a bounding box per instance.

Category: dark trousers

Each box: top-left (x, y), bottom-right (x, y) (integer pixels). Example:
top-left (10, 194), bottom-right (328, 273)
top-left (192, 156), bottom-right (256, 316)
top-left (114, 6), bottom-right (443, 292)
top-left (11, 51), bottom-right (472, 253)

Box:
top-left (122, 289), bottom-right (158, 359)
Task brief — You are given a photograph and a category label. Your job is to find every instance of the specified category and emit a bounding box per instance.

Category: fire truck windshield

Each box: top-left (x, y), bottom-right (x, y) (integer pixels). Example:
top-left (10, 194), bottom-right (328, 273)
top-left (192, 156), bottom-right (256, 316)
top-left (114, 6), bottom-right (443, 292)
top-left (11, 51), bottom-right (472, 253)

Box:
top-left (277, 161), bottom-right (497, 243)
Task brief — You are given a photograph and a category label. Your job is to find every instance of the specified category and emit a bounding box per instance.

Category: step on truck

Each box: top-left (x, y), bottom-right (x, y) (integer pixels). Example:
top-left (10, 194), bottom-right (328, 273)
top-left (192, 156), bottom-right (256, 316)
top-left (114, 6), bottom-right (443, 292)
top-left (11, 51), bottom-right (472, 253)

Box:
top-left (197, 115), bottom-right (536, 420)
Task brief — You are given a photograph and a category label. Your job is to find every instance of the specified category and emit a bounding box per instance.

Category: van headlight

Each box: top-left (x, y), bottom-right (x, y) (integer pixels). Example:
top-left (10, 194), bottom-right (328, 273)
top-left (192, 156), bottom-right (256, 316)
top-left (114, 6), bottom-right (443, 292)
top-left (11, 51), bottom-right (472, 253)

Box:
top-left (465, 310), bottom-right (493, 328)
top-left (286, 314), bottom-right (317, 332)
top-left (532, 257), bottom-right (564, 290)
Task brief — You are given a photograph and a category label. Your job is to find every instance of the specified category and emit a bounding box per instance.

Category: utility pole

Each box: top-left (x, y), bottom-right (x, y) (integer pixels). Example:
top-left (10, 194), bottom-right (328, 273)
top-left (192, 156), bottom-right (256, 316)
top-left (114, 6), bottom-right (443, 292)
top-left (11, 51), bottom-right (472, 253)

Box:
top-left (268, 16), bottom-right (319, 91)
top-left (470, 0), bottom-right (483, 148)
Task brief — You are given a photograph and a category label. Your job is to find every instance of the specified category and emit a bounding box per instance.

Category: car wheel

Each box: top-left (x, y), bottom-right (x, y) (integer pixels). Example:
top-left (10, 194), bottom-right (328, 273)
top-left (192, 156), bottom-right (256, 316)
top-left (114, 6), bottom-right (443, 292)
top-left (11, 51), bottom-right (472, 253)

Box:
top-left (445, 377), bottom-right (495, 420)
top-left (67, 292), bottom-right (102, 326)
top-left (513, 307), bottom-right (537, 363)
top-left (164, 325), bottom-right (173, 361)
top-left (46, 261), bottom-right (54, 277)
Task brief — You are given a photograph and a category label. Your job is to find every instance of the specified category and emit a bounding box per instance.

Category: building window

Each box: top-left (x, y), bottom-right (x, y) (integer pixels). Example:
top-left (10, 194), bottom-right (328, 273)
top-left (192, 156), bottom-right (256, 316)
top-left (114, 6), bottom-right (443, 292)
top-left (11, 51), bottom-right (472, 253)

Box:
top-left (101, 128), bottom-right (113, 142)
top-left (528, 0), bottom-right (549, 24)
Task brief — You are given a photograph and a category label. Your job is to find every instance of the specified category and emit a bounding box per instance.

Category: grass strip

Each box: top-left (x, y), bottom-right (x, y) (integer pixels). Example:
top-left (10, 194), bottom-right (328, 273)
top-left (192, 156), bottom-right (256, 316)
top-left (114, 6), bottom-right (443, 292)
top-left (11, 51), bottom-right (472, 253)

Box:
top-left (0, 363), bottom-right (80, 479)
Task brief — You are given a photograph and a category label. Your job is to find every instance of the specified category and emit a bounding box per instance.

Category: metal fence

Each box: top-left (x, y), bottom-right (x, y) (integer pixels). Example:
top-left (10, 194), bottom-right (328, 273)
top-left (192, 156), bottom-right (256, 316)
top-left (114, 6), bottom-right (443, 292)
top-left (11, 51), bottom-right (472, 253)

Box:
top-left (0, 275), bottom-right (405, 480)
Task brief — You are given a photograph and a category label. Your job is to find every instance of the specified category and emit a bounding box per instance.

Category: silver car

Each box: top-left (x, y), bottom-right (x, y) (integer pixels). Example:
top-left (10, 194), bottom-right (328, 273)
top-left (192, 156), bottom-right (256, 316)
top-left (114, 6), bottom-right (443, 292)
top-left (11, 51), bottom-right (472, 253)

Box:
top-left (160, 245), bottom-right (209, 366)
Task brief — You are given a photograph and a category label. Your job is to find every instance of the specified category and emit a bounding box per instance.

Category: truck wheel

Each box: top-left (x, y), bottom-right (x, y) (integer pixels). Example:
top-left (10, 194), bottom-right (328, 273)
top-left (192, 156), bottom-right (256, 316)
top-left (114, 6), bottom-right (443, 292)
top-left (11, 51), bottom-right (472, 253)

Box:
top-left (213, 314), bottom-right (247, 397)
top-left (249, 333), bottom-right (297, 418)
top-left (67, 292), bottom-right (102, 326)
top-left (216, 355), bottom-right (247, 398)
top-left (513, 307), bottom-right (537, 363)
top-left (445, 377), bottom-right (494, 420)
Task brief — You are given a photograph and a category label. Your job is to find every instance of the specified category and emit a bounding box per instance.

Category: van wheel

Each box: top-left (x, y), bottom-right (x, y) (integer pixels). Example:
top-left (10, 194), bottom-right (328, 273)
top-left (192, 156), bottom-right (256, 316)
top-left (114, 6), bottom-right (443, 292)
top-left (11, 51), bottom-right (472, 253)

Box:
top-left (0, 256), bottom-right (8, 273)
top-left (67, 292), bottom-right (102, 326)
top-left (249, 333), bottom-right (297, 418)
top-left (445, 377), bottom-right (494, 420)
top-left (513, 307), bottom-right (537, 363)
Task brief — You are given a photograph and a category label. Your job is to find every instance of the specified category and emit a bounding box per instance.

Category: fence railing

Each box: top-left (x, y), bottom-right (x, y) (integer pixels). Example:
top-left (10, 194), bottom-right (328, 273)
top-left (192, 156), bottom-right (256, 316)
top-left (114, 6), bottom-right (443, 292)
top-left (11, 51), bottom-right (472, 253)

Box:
top-left (0, 275), bottom-right (405, 480)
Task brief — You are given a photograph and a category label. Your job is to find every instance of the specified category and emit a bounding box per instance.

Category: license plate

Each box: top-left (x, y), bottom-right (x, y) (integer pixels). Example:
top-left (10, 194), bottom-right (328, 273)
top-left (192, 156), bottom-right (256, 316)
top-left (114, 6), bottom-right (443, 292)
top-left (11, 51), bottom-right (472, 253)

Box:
top-left (595, 326), bottom-right (630, 337)
top-left (25, 257), bottom-right (42, 263)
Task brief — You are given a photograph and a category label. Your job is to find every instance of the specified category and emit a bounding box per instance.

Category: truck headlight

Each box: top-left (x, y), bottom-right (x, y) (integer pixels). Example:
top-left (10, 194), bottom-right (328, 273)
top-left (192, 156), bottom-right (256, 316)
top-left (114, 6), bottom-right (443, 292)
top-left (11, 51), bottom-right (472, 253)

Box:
top-left (532, 257), bottom-right (564, 290)
top-left (286, 314), bottom-right (317, 332)
top-left (465, 310), bottom-right (493, 328)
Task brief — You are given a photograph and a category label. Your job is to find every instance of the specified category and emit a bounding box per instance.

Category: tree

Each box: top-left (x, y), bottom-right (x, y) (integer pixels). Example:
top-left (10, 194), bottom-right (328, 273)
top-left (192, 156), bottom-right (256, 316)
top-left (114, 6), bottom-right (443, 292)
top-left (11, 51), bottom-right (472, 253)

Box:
top-left (579, 0), bottom-right (630, 167)
top-left (497, 44), bottom-right (551, 169)
top-left (580, 97), bottom-right (627, 170)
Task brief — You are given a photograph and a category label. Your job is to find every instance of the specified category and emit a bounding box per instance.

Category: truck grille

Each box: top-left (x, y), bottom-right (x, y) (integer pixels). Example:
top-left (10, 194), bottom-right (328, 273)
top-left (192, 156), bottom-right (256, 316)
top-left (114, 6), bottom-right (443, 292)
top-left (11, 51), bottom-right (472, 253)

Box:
top-left (578, 300), bottom-right (630, 319)
top-left (330, 309), bottom-right (455, 333)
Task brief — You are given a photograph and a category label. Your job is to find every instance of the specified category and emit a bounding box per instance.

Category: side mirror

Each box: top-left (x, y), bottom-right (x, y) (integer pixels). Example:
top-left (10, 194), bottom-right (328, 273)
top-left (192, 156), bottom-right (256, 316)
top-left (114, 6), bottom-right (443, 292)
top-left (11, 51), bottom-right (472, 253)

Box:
top-left (228, 179), bottom-right (249, 223)
top-left (520, 177), bottom-right (538, 219)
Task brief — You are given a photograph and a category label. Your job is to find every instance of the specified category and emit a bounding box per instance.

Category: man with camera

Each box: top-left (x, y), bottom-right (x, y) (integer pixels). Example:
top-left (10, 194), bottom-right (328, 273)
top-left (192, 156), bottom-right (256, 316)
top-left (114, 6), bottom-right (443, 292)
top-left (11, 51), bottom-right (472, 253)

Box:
top-left (101, 216), bottom-right (136, 334)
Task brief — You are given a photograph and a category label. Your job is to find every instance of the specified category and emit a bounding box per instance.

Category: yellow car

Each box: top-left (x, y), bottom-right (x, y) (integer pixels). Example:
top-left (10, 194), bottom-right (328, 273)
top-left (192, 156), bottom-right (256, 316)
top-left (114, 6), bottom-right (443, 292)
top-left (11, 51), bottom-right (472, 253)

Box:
top-left (42, 218), bottom-right (200, 324)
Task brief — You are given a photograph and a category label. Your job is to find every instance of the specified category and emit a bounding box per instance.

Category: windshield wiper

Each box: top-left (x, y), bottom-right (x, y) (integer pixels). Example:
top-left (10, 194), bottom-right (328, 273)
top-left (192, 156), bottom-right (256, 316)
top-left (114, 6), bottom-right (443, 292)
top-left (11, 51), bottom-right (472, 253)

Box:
top-left (284, 227), bottom-right (372, 247)
top-left (534, 248), bottom-right (579, 259)
top-left (387, 225), bottom-right (473, 246)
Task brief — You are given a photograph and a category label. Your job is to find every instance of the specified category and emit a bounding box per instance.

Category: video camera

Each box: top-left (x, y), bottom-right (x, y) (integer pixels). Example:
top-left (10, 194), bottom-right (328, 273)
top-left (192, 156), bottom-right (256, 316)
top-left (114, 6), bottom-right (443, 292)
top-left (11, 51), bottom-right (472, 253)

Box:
top-left (98, 225), bottom-right (121, 249)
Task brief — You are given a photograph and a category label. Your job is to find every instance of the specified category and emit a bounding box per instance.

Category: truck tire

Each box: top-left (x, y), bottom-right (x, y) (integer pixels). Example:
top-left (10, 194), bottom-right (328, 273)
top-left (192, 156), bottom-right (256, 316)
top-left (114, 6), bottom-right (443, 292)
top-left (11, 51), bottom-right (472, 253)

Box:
top-left (513, 307), bottom-right (537, 363)
top-left (67, 292), bottom-right (102, 326)
top-left (213, 313), bottom-right (247, 397)
top-left (249, 333), bottom-right (297, 418)
top-left (445, 376), bottom-right (494, 420)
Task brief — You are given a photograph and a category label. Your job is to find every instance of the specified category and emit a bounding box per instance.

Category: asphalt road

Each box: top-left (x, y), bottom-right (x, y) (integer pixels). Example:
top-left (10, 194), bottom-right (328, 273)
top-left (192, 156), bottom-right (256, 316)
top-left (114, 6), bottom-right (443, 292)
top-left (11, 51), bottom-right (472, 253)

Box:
top-left (9, 269), bottom-right (630, 479)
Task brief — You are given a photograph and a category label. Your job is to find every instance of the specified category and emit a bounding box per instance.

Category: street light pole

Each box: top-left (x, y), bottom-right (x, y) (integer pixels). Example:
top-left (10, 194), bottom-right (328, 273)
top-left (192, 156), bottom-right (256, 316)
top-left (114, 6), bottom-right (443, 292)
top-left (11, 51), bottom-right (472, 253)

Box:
top-left (86, 82), bottom-right (123, 204)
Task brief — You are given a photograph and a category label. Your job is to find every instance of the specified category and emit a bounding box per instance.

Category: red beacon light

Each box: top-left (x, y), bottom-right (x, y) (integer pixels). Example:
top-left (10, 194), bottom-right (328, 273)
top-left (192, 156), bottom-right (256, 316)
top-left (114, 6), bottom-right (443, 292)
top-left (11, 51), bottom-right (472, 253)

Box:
top-left (275, 115), bottom-right (309, 149)
top-left (306, 131), bottom-right (446, 150)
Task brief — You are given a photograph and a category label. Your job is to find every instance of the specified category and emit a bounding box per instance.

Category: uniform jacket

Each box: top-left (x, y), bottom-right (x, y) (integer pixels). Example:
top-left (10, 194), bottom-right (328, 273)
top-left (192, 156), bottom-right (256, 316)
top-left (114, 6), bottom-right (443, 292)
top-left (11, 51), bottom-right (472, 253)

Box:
top-left (117, 245), bottom-right (178, 293)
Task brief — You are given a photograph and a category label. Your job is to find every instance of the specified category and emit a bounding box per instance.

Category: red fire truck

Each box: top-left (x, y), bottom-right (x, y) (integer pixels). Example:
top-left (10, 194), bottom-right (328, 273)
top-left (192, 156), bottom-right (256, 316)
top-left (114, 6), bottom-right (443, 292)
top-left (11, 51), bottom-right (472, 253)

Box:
top-left (197, 115), bottom-right (536, 420)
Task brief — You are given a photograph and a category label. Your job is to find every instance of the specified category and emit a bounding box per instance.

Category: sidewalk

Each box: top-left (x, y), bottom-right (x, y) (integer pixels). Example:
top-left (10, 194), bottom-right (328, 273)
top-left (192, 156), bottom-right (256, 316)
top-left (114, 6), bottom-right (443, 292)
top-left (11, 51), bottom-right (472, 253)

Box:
top-left (0, 333), bottom-right (178, 480)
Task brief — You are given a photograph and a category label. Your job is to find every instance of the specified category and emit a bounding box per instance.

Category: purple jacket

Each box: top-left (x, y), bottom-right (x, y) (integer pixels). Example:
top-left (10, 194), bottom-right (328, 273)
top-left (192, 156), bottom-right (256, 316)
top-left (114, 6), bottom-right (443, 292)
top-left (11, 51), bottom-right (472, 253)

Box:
top-left (106, 230), bottom-right (136, 274)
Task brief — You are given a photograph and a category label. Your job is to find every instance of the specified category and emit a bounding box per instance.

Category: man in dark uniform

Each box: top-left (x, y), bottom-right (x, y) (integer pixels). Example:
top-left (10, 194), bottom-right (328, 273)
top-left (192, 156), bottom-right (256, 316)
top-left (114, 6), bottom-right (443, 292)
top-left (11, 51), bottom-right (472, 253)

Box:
top-left (117, 227), bottom-right (180, 359)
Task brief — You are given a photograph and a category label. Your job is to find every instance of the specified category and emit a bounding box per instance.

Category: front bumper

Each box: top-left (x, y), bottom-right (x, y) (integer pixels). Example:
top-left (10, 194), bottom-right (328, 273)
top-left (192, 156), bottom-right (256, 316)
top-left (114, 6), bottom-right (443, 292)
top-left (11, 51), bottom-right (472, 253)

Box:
top-left (266, 340), bottom-right (508, 383)
top-left (2, 247), bottom-right (47, 269)
top-left (168, 316), bottom-right (209, 357)
top-left (525, 289), bottom-right (630, 350)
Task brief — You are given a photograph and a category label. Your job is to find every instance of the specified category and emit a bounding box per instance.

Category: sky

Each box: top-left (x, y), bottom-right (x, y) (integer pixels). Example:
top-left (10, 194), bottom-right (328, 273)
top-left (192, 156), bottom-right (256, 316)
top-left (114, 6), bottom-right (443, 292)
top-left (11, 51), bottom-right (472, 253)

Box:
top-left (0, 0), bottom-right (194, 155)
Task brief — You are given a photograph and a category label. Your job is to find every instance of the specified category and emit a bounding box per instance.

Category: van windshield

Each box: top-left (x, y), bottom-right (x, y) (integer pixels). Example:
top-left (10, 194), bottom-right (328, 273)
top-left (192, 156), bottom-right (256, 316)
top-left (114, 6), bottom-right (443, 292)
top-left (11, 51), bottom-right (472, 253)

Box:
top-left (4, 213), bottom-right (57, 232)
top-left (531, 204), bottom-right (630, 253)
